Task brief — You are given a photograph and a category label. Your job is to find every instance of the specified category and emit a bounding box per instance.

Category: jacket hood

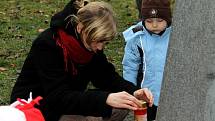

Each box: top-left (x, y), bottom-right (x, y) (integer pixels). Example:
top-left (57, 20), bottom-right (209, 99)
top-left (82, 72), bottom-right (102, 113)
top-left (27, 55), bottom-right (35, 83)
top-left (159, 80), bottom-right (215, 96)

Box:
top-left (122, 21), bottom-right (143, 42)
top-left (50, 0), bottom-right (78, 35)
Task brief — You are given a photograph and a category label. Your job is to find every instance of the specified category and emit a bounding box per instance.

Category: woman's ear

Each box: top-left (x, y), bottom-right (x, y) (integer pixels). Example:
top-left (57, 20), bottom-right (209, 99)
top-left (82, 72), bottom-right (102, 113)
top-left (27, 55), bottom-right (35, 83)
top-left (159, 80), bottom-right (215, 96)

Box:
top-left (76, 23), bottom-right (83, 34)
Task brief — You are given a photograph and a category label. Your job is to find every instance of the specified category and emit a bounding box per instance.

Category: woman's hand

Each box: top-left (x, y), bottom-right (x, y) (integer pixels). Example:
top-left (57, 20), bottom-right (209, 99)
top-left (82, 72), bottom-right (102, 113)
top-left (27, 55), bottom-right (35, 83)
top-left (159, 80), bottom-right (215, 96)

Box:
top-left (133, 88), bottom-right (154, 107)
top-left (106, 91), bottom-right (144, 110)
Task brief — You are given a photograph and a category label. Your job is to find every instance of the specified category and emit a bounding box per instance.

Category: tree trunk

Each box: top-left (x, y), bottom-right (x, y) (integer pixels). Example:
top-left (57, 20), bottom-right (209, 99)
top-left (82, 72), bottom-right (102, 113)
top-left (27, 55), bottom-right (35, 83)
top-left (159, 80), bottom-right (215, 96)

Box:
top-left (156, 0), bottom-right (215, 121)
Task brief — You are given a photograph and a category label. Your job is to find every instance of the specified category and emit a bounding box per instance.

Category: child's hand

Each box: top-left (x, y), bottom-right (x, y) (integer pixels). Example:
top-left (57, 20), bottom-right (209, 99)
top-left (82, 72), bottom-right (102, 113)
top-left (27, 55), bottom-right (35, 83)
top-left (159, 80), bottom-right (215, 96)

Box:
top-left (133, 88), bottom-right (154, 107)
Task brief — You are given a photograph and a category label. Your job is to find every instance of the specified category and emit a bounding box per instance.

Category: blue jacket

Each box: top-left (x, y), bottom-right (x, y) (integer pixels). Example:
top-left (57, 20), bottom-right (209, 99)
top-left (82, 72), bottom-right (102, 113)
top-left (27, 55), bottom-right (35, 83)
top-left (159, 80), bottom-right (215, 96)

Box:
top-left (122, 22), bottom-right (171, 106)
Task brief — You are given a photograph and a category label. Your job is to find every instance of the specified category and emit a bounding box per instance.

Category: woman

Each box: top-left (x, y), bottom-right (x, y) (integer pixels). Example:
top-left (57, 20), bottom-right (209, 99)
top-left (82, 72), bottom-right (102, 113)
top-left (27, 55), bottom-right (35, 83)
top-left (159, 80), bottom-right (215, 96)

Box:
top-left (10, 1), bottom-right (153, 121)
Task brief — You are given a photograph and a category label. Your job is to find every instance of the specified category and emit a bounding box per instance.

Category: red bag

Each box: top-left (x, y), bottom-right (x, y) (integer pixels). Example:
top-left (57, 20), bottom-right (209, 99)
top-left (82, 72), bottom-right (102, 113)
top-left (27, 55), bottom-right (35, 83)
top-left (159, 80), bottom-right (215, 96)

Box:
top-left (15, 96), bottom-right (45, 121)
top-left (0, 96), bottom-right (45, 121)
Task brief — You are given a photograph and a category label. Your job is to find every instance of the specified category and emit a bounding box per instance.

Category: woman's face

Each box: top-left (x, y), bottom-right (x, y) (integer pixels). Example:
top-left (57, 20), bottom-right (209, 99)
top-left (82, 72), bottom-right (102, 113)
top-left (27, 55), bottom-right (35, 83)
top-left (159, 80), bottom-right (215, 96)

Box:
top-left (81, 33), bottom-right (109, 53)
top-left (77, 23), bottom-right (109, 53)
top-left (144, 18), bottom-right (167, 34)
top-left (87, 41), bottom-right (109, 53)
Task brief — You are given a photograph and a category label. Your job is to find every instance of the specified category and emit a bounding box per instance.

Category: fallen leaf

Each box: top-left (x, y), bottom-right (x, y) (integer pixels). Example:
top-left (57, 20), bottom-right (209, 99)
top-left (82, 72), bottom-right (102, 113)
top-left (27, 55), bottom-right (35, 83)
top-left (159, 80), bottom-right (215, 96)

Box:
top-left (0, 67), bottom-right (7, 72)
top-left (10, 64), bottom-right (16, 67)
top-left (0, 11), bottom-right (6, 15)
top-left (38, 29), bottom-right (45, 33)
top-left (44, 14), bottom-right (49, 17)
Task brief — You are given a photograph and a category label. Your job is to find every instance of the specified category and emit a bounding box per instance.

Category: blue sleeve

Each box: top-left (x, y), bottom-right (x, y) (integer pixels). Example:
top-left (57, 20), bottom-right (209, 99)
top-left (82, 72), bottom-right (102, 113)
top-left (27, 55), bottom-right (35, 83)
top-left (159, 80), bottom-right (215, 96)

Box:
top-left (122, 34), bottom-right (141, 85)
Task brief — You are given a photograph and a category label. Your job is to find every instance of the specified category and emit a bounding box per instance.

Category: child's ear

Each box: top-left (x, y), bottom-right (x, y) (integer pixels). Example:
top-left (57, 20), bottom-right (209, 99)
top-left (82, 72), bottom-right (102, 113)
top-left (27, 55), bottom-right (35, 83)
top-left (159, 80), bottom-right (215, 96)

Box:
top-left (76, 23), bottom-right (83, 34)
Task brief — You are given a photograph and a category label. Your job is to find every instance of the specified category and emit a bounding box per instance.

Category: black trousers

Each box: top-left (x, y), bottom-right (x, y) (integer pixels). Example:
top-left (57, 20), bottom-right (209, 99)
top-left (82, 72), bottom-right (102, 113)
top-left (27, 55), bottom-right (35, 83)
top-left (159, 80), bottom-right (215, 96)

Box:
top-left (147, 105), bottom-right (158, 121)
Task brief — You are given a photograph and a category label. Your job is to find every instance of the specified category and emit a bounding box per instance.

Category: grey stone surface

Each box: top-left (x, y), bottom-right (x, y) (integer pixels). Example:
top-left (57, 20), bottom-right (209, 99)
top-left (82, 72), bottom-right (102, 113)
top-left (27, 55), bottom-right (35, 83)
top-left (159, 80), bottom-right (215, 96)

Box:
top-left (156, 0), bottom-right (215, 121)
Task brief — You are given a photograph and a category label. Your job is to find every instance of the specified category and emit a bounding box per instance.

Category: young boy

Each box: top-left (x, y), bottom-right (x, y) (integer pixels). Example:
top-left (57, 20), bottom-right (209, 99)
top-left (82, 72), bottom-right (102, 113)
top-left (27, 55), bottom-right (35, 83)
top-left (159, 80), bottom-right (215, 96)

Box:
top-left (122, 0), bottom-right (172, 120)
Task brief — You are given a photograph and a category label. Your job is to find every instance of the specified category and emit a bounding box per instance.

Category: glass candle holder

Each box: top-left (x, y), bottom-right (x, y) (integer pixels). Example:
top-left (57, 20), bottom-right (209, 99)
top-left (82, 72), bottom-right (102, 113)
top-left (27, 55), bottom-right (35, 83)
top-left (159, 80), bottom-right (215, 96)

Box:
top-left (134, 100), bottom-right (147, 121)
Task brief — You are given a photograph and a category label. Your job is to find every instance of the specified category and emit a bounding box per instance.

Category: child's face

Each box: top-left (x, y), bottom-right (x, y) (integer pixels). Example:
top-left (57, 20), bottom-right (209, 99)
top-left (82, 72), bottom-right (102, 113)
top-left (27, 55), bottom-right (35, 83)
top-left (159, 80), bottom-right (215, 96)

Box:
top-left (144, 18), bottom-right (167, 34)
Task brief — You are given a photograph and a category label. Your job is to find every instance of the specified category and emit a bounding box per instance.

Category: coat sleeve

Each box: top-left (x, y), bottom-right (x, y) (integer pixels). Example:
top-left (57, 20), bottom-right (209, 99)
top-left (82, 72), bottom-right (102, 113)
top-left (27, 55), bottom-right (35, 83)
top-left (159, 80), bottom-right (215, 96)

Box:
top-left (88, 51), bottom-right (139, 95)
top-left (122, 30), bottom-right (142, 85)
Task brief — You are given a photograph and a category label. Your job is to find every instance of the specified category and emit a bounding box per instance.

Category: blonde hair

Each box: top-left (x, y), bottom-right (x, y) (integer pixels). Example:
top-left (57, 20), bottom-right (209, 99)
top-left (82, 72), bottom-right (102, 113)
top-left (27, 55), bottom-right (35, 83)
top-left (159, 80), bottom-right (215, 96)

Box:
top-left (68, 1), bottom-right (117, 45)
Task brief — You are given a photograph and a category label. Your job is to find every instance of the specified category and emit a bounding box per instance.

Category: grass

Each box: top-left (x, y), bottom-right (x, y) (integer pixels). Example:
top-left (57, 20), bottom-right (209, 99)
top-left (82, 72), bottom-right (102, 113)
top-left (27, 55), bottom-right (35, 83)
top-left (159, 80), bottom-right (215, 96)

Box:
top-left (0, 0), bottom-right (138, 105)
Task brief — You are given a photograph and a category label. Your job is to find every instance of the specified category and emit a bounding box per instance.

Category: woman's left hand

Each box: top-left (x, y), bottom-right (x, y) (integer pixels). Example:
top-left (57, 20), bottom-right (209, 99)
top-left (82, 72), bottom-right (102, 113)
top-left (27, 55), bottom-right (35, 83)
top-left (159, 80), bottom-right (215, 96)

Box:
top-left (106, 91), bottom-right (144, 110)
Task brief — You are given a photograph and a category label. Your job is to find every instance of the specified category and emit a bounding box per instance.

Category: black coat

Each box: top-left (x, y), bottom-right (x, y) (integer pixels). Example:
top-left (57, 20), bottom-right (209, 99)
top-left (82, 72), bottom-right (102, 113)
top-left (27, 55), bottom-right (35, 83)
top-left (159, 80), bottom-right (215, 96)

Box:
top-left (10, 1), bottom-right (138, 121)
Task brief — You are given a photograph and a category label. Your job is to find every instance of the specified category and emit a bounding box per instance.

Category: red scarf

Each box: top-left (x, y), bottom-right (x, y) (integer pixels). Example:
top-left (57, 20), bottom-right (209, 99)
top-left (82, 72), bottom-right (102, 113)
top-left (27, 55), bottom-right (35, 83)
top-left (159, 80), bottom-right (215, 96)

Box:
top-left (56, 29), bottom-right (94, 75)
